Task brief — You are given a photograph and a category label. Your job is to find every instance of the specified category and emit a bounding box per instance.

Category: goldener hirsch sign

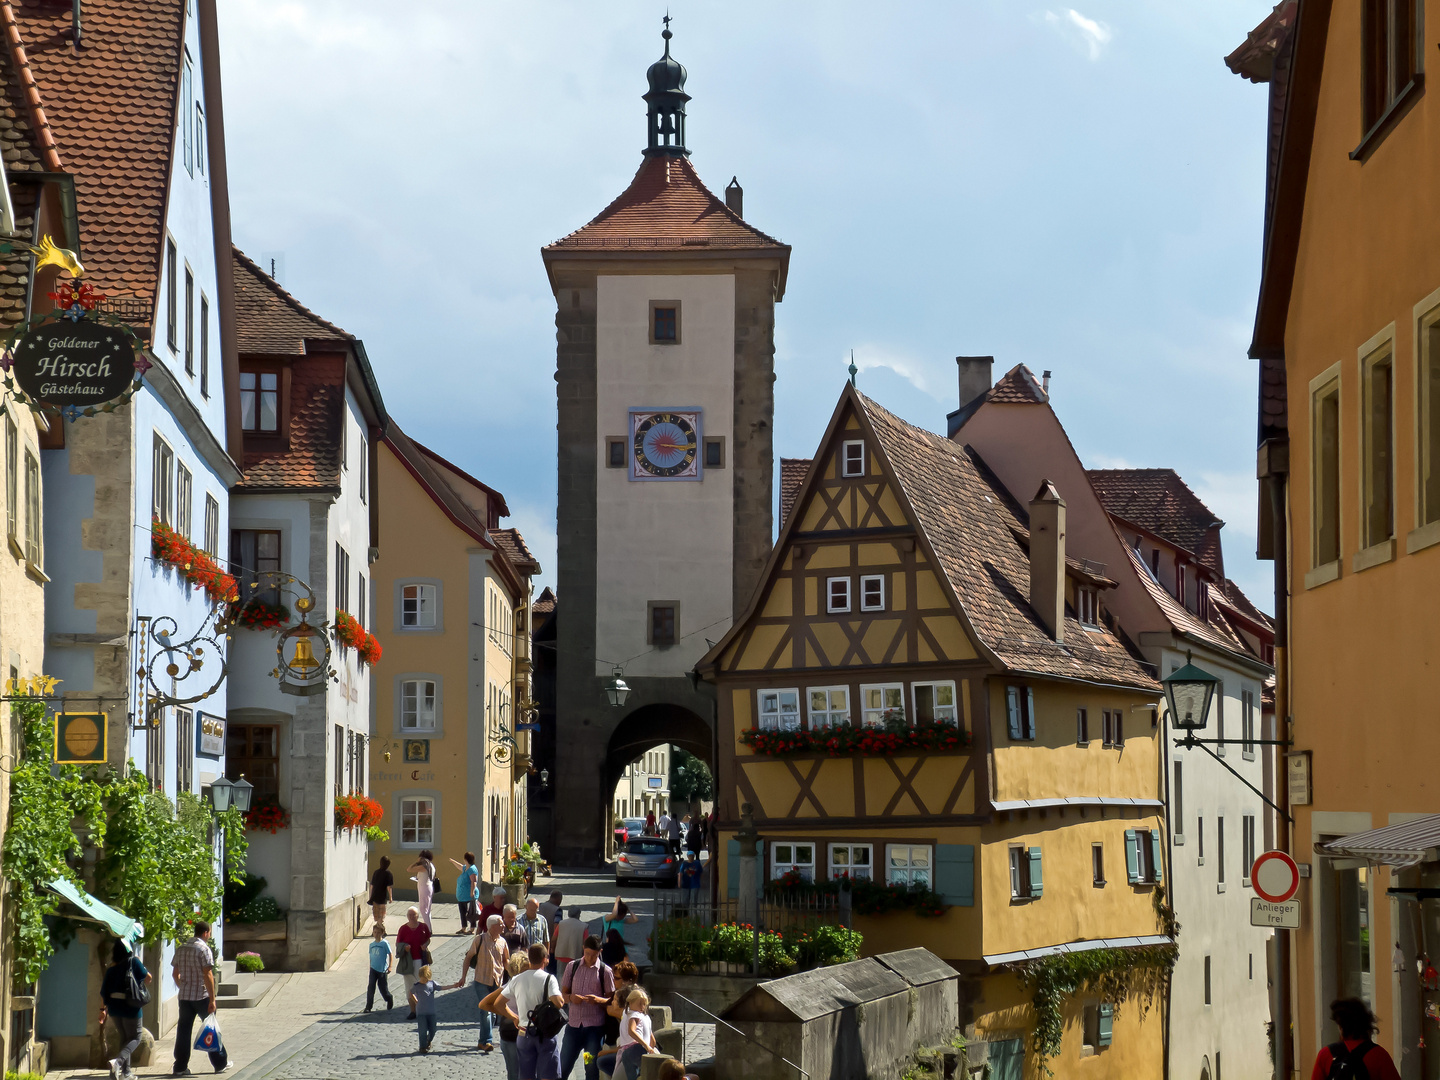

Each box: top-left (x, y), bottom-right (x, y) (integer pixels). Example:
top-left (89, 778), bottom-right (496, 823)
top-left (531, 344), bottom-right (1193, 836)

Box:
top-left (13, 320), bottom-right (136, 406)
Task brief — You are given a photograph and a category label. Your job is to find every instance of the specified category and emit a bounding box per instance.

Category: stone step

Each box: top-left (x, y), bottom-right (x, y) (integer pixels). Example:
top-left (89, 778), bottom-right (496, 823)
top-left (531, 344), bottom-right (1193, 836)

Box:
top-left (215, 973), bottom-right (278, 1009)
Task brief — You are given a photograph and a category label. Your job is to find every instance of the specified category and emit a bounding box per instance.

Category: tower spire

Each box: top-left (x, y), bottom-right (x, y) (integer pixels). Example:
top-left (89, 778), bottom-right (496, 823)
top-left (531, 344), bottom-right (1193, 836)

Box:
top-left (643, 15), bottom-right (690, 158)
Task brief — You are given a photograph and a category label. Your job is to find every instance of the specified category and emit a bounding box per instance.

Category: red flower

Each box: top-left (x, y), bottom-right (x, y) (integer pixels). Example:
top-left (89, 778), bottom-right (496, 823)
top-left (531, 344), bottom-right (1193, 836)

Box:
top-left (334, 610), bottom-right (383, 667)
top-left (152, 519), bottom-right (238, 605)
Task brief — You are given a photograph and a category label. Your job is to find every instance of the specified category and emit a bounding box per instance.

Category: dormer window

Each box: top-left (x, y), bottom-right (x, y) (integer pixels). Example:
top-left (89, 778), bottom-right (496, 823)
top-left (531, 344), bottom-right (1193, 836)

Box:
top-left (842, 440), bottom-right (865, 477)
top-left (240, 371), bottom-right (278, 433)
top-left (1077, 586), bottom-right (1099, 626)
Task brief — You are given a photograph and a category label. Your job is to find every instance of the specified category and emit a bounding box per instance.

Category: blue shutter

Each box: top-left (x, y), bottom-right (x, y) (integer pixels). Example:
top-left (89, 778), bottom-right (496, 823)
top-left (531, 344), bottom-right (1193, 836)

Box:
top-left (727, 838), bottom-right (739, 899)
top-left (1150, 829), bottom-right (1164, 883)
top-left (935, 845), bottom-right (975, 906)
top-left (1007, 687), bottom-right (1022, 740)
top-left (1025, 688), bottom-right (1036, 739)
top-left (1097, 1003), bottom-right (1114, 1046)
top-left (1028, 847), bottom-right (1043, 897)
top-left (1124, 830), bottom-right (1139, 884)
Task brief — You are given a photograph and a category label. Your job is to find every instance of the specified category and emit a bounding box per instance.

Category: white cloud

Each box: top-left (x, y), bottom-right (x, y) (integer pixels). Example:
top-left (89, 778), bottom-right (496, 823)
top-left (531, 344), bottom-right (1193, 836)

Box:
top-left (1040, 8), bottom-right (1114, 60)
top-left (849, 345), bottom-right (945, 400)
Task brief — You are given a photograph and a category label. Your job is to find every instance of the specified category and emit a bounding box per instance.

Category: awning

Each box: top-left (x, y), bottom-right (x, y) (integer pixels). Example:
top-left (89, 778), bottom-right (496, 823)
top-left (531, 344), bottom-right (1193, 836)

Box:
top-left (47, 878), bottom-right (144, 949)
top-left (1314, 814), bottom-right (1440, 868)
top-left (985, 934), bottom-right (1174, 968)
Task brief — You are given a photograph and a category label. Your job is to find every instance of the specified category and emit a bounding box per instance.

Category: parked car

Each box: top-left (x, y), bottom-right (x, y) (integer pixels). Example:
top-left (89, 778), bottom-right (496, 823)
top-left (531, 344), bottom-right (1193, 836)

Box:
top-left (615, 837), bottom-right (679, 888)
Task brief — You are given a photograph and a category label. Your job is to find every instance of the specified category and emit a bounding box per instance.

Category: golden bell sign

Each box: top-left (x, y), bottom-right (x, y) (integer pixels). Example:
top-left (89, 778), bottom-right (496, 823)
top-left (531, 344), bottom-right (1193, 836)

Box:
top-left (55, 712), bottom-right (107, 764)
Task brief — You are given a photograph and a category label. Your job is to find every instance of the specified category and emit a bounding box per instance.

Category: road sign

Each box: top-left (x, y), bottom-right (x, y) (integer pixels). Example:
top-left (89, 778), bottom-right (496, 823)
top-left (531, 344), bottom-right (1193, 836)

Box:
top-left (1251, 897), bottom-right (1301, 929)
top-left (1251, 850), bottom-right (1301, 904)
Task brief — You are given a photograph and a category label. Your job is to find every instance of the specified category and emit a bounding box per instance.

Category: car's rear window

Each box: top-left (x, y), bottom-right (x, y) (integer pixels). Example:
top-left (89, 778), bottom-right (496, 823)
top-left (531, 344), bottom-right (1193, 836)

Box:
top-left (626, 839), bottom-right (669, 855)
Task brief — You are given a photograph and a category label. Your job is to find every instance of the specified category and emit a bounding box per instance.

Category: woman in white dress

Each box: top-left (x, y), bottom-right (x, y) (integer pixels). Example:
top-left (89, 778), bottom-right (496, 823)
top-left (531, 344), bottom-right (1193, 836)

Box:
top-left (408, 849), bottom-right (437, 929)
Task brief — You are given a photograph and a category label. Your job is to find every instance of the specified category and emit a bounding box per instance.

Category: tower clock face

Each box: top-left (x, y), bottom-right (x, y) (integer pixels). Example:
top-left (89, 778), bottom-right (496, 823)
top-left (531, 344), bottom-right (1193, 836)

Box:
top-left (629, 409), bottom-right (702, 480)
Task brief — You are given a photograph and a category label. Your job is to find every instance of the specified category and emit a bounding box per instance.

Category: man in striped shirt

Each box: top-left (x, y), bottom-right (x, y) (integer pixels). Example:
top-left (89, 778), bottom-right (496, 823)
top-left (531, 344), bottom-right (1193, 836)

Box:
top-left (559, 937), bottom-right (614, 1080)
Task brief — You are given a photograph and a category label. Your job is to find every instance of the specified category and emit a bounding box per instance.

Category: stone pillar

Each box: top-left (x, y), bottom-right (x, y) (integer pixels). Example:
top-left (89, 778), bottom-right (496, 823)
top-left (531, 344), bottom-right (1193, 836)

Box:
top-left (736, 802), bottom-right (758, 928)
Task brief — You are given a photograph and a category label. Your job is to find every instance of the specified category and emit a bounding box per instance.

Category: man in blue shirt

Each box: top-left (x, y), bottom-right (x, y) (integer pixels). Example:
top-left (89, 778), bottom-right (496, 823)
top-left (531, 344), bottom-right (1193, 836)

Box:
top-left (680, 852), bottom-right (703, 891)
top-left (365, 924), bottom-right (394, 1012)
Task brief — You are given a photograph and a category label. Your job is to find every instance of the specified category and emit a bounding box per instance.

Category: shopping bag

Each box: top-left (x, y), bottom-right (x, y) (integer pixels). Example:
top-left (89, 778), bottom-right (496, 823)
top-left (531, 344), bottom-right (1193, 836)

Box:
top-left (194, 1012), bottom-right (225, 1054)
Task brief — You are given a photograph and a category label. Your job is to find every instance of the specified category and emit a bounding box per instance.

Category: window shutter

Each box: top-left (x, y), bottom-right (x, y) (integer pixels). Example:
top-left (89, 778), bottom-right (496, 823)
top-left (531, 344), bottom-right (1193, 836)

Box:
top-left (727, 838), bottom-right (739, 898)
top-left (1150, 829), bottom-right (1164, 883)
top-left (1097, 1003), bottom-right (1114, 1046)
top-left (1125, 830), bottom-right (1139, 885)
top-left (935, 845), bottom-right (975, 907)
top-left (1007, 687), bottom-right (1022, 740)
top-left (1025, 688), bottom-right (1036, 739)
top-left (1028, 847), bottom-right (1043, 897)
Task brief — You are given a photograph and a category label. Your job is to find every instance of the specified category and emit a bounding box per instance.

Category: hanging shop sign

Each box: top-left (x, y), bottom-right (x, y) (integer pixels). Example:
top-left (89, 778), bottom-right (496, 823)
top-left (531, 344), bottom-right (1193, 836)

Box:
top-left (1, 279), bottom-right (149, 421)
top-left (198, 712), bottom-right (226, 756)
top-left (55, 712), bottom-right (107, 764)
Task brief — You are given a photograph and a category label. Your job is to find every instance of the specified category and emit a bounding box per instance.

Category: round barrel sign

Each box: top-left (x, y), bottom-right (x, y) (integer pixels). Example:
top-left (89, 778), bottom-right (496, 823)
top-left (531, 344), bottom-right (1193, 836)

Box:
top-left (12, 318), bottom-right (136, 407)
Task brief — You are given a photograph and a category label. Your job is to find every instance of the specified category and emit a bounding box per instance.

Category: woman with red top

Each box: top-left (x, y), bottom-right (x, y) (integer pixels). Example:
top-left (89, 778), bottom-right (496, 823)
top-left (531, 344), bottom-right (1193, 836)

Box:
top-left (395, 907), bottom-right (433, 1020)
top-left (1311, 998), bottom-right (1400, 1080)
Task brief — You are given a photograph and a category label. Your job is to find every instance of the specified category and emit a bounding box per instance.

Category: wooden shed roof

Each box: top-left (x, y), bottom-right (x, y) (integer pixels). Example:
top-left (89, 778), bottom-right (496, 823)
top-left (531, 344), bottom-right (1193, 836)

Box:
top-left (721, 958), bottom-right (908, 1023)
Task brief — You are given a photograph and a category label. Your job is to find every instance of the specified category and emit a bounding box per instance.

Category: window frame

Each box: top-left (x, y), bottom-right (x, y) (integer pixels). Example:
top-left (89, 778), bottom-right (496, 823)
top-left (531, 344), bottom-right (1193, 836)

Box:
top-left (225, 723), bottom-right (279, 805)
top-left (181, 51), bottom-right (194, 175)
top-left (1092, 842), bottom-right (1105, 887)
top-left (199, 294), bottom-right (210, 397)
top-left (1414, 289), bottom-right (1440, 541)
top-left (1242, 813), bottom-right (1257, 886)
top-left (1008, 845), bottom-right (1042, 900)
top-left (400, 795), bottom-right (436, 848)
top-left (648, 299), bottom-right (680, 345)
top-left (827, 842), bottom-right (873, 882)
top-left (757, 688), bottom-right (801, 732)
top-left (770, 842), bottom-right (816, 883)
top-left (806, 685), bottom-right (850, 729)
top-left (1241, 689), bottom-right (1257, 760)
top-left (703, 436), bottom-right (726, 469)
top-left (1359, 330), bottom-right (1398, 558)
top-left (1006, 685), bottom-right (1036, 741)
top-left (1173, 761), bottom-right (1185, 845)
top-left (176, 462), bottom-right (193, 541)
top-left (231, 529), bottom-right (281, 605)
top-left (22, 450), bottom-right (40, 568)
top-left (184, 266), bottom-right (195, 375)
top-left (152, 434), bottom-right (174, 525)
top-left (5, 415), bottom-right (15, 540)
top-left (1358, 0), bottom-right (1421, 148)
top-left (166, 238), bottom-right (178, 352)
top-left (1308, 364), bottom-right (1343, 581)
top-left (911, 681), bottom-right (957, 726)
top-left (841, 440), bottom-right (865, 478)
top-left (825, 576), bottom-right (851, 614)
top-left (358, 437), bottom-right (368, 503)
top-left (1077, 585), bottom-right (1099, 627)
top-left (1217, 814), bottom-right (1227, 891)
top-left (859, 683), bottom-right (904, 727)
top-left (859, 574), bottom-right (885, 612)
top-left (177, 707), bottom-right (194, 794)
top-left (397, 580), bottom-right (442, 632)
top-left (334, 543), bottom-right (350, 615)
top-left (203, 494), bottom-right (219, 556)
top-left (885, 843), bottom-right (932, 888)
top-left (399, 677), bottom-right (439, 732)
top-left (647, 601), bottom-right (678, 647)
top-left (1076, 707), bottom-right (1089, 745)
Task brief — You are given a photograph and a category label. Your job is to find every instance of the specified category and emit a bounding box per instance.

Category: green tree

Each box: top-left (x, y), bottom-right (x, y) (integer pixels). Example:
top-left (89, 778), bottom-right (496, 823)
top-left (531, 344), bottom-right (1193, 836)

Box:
top-left (668, 746), bottom-right (713, 804)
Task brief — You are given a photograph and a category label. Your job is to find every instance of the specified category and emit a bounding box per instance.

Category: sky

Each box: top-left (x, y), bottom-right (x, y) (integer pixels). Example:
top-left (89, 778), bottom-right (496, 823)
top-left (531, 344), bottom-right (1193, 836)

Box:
top-left (217, 0), bottom-right (1277, 610)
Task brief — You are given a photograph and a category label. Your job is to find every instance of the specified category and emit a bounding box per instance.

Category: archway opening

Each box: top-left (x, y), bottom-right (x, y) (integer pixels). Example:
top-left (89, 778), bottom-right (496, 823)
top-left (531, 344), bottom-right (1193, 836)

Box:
top-left (602, 702), bottom-right (713, 859)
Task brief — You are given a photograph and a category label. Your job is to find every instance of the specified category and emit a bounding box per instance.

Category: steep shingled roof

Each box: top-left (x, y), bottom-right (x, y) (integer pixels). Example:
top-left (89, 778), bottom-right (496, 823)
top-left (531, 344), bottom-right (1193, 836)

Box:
top-left (384, 422), bottom-right (493, 551)
top-left (0, 32), bottom-right (44, 330)
top-left (779, 458), bottom-right (810, 527)
top-left (493, 527), bottom-right (540, 575)
top-left (987, 364), bottom-right (1048, 404)
top-left (532, 586), bottom-right (556, 616)
top-left (233, 246), bottom-right (349, 355)
top-left (1087, 468), bottom-right (1224, 572)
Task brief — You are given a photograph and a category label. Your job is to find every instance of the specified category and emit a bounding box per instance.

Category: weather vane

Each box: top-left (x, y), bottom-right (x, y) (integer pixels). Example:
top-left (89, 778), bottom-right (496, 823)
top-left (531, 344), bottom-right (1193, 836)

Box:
top-left (848, 350), bottom-right (858, 387)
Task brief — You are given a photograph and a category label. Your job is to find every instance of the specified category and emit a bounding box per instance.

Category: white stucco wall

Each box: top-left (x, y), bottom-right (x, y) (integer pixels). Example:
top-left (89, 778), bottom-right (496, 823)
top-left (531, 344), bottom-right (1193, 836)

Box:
top-left (594, 273), bottom-right (735, 679)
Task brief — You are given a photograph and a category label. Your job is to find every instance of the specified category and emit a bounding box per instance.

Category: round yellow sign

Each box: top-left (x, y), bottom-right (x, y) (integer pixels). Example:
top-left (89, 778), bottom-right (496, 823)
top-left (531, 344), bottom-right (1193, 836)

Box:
top-left (63, 716), bottom-right (100, 758)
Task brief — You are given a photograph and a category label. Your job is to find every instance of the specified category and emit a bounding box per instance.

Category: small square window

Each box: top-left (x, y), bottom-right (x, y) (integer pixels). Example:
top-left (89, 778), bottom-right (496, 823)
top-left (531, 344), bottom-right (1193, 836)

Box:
top-left (827, 577), bottom-right (851, 613)
top-left (771, 843), bottom-right (815, 882)
top-left (758, 689), bottom-right (800, 731)
top-left (1092, 843), bottom-right (1105, 886)
top-left (1078, 586), bottom-right (1098, 625)
top-left (704, 436), bottom-right (725, 468)
top-left (828, 842), bottom-right (872, 881)
top-left (807, 686), bottom-right (849, 728)
top-left (860, 684), bottom-right (904, 726)
top-left (606, 437), bottom-right (626, 469)
top-left (648, 602), bottom-right (677, 646)
top-left (401, 583), bottom-right (438, 628)
top-left (860, 574), bottom-right (885, 611)
top-left (649, 301), bottom-right (680, 344)
top-left (842, 440), bottom-right (865, 477)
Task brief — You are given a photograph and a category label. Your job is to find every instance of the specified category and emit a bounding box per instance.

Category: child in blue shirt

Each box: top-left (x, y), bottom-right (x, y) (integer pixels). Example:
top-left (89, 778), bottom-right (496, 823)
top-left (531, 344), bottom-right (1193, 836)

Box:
top-left (680, 852), bottom-right (703, 890)
top-left (365, 924), bottom-right (394, 1012)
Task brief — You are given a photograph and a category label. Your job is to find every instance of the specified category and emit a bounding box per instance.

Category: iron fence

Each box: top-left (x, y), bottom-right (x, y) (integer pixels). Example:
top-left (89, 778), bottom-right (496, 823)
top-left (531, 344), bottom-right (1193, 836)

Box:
top-left (651, 892), bottom-right (844, 976)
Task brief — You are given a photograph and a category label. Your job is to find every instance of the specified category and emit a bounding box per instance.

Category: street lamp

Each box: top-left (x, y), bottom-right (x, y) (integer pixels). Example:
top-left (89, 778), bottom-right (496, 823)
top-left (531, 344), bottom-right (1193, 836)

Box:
top-left (207, 776), bottom-right (234, 812)
top-left (1161, 651), bottom-right (1220, 731)
top-left (604, 667), bottom-right (631, 708)
top-left (539, 768), bottom-right (550, 789)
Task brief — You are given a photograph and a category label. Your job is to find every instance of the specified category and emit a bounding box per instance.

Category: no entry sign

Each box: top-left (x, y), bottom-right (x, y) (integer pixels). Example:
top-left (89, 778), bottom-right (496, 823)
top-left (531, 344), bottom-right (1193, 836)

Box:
top-left (1251, 850), bottom-right (1300, 904)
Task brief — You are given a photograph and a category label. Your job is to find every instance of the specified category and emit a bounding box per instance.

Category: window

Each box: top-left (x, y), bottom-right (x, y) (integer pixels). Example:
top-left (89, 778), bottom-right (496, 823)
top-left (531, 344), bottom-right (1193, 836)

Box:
top-left (1008, 846), bottom-right (1042, 899)
top-left (1361, 344), bottom-right (1395, 549)
top-left (1241, 689), bottom-right (1257, 759)
top-left (401, 797), bottom-right (435, 846)
top-left (1126, 829), bottom-right (1162, 884)
top-left (826, 577), bottom-right (851, 613)
top-left (334, 724), bottom-right (345, 794)
top-left (184, 267), bottom-right (195, 374)
top-left (758, 689), bottom-right (800, 731)
top-left (1361, 0), bottom-right (1418, 134)
top-left (648, 602), bottom-right (677, 647)
top-left (199, 296), bottom-right (210, 397)
top-left (340, 413), bottom-right (346, 470)
top-left (1149, 547), bottom-right (1160, 578)
top-left (1204, 955), bottom-right (1212, 1006)
top-left (402, 583), bottom-right (438, 628)
top-left (1092, 843), bottom-right (1105, 887)
top-left (1175, 561), bottom-right (1186, 604)
top-left (152, 435), bottom-right (174, 524)
top-left (606, 437), bottom-right (626, 468)
top-left (1198, 815), bottom-right (1205, 864)
top-left (359, 438), bottom-right (367, 502)
top-left (841, 440), bottom-right (865, 477)
top-left (22, 452), bottom-right (39, 566)
top-left (1173, 762), bottom-right (1184, 843)
top-left (203, 494), bottom-right (219, 556)
top-left (166, 239), bottom-right (178, 351)
top-left (1077, 586), bottom-right (1098, 626)
top-left (177, 708), bottom-right (194, 794)
top-left (771, 843), bottom-right (815, 883)
top-left (1076, 707), bottom-right (1089, 745)
top-left (226, 723), bottom-right (279, 804)
top-left (1217, 815), bottom-right (1226, 889)
top-left (176, 463), bottom-right (193, 540)
top-left (1006, 685), bottom-right (1036, 740)
top-left (182, 53), bottom-right (194, 175)
top-left (358, 575), bottom-right (367, 630)
top-left (912, 682), bottom-right (957, 725)
top-left (704, 437), bottom-right (725, 468)
top-left (1419, 302), bottom-right (1440, 527)
top-left (5, 415), bottom-right (15, 538)
top-left (147, 707), bottom-right (166, 791)
top-left (1102, 709), bottom-right (1125, 748)
top-left (239, 371), bottom-right (279, 433)
top-left (859, 574), bottom-right (885, 611)
top-left (1216, 683), bottom-right (1225, 756)
top-left (860, 684), bottom-right (903, 727)
top-left (231, 529), bottom-right (280, 605)
top-left (195, 105), bottom-right (205, 174)
top-left (334, 544), bottom-right (350, 613)
top-left (401, 679), bottom-right (437, 730)
top-left (828, 843), bottom-right (872, 881)
top-left (1082, 1003), bottom-right (1114, 1052)
top-left (1242, 814), bottom-right (1257, 885)
top-left (807, 686), bottom-right (849, 728)
top-left (887, 844), bottom-right (932, 887)
top-left (649, 301), bottom-right (679, 344)
top-left (1312, 374), bottom-right (1341, 568)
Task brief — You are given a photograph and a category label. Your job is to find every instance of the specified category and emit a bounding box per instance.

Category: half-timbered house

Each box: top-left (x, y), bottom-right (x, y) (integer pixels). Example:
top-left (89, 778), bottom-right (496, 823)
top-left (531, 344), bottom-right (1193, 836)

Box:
top-left (698, 384), bottom-right (1171, 1077)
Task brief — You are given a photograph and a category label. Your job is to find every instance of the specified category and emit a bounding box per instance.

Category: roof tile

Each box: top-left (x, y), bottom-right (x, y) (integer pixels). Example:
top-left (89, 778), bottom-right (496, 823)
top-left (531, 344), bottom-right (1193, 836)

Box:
top-left (1087, 468), bottom-right (1224, 571)
top-left (779, 458), bottom-right (810, 527)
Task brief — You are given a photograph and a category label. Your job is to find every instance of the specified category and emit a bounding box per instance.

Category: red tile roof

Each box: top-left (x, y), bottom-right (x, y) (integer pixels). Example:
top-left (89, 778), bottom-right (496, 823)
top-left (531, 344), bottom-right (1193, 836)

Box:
top-left (1224, 0), bottom-right (1297, 83)
top-left (0, 36), bottom-right (44, 329)
top-left (1087, 468), bottom-right (1224, 572)
top-left (234, 246), bottom-right (349, 355)
top-left (532, 586), bottom-right (556, 616)
top-left (779, 458), bottom-right (810, 527)
top-left (986, 364), bottom-right (1049, 404)
top-left (384, 421), bottom-right (493, 551)
top-left (13, 0), bottom-right (187, 310)
top-left (546, 154), bottom-right (788, 253)
top-left (493, 527), bottom-right (540, 575)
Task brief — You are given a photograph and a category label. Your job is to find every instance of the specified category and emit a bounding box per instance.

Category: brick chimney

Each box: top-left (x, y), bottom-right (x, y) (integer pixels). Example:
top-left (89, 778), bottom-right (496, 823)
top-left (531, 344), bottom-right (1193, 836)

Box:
top-left (725, 176), bottom-right (743, 217)
top-left (1029, 480), bottom-right (1066, 642)
top-left (956, 356), bottom-right (994, 412)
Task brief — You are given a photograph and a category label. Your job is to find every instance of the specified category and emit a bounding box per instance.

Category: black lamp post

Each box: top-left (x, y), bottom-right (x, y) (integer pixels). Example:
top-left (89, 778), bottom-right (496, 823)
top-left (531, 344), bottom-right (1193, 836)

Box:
top-left (1161, 651), bottom-right (1220, 732)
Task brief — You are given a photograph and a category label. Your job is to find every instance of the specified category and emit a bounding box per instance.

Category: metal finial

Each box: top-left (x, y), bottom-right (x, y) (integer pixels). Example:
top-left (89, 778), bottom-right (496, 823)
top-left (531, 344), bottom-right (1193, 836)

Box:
top-left (848, 350), bottom-right (858, 387)
top-left (662, 12), bottom-right (672, 50)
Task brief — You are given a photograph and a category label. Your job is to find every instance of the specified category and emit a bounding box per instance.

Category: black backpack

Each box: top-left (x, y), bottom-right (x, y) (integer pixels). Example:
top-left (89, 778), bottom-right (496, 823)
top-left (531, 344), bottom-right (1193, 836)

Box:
top-left (528, 999), bottom-right (567, 1040)
top-left (1326, 1040), bottom-right (1373, 1080)
top-left (108, 959), bottom-right (149, 1010)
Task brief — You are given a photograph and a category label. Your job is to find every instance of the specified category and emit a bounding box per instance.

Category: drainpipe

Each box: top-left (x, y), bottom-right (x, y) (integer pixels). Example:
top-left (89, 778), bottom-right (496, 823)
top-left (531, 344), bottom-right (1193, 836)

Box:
top-left (1270, 463), bottom-right (1292, 1080)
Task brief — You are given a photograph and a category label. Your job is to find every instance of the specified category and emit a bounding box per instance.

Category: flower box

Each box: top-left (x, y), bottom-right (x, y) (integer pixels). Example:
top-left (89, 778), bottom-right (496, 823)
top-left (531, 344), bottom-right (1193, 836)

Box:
top-left (333, 610), bottom-right (382, 667)
top-left (232, 599), bottom-right (290, 632)
top-left (151, 519), bottom-right (238, 605)
top-left (739, 718), bottom-right (969, 758)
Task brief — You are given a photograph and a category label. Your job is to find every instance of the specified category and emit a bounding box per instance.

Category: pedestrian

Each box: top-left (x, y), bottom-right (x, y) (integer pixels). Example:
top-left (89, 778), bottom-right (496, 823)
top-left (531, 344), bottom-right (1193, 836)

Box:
top-left (518, 897), bottom-right (552, 950)
top-left (685, 817), bottom-right (701, 855)
top-left (409, 964), bottom-right (439, 1054)
top-left (171, 920), bottom-right (227, 1076)
top-left (553, 906), bottom-right (587, 971)
top-left (396, 906), bottom-right (433, 1019)
top-left (600, 929), bottom-right (627, 967)
top-left (602, 898), bottom-right (639, 941)
top-left (680, 851), bottom-right (702, 891)
top-left (500, 944), bottom-right (565, 1080)
top-left (502, 903), bottom-right (527, 954)
top-left (99, 940), bottom-right (152, 1080)
top-left (656, 808), bottom-right (671, 839)
top-left (449, 851), bottom-right (480, 934)
top-left (481, 886), bottom-right (508, 928)
top-left (409, 850), bottom-right (438, 929)
top-left (453, 915), bottom-right (509, 1051)
top-left (643, 811), bottom-right (657, 836)
top-left (1310, 998), bottom-right (1400, 1080)
top-left (369, 856), bottom-right (395, 929)
top-left (559, 935), bottom-right (614, 1080)
top-left (538, 890), bottom-right (564, 939)
top-left (665, 812), bottom-right (682, 855)
top-left (480, 952), bottom-right (532, 1080)
top-left (596, 959), bottom-right (639, 1077)
top-left (615, 985), bottom-right (658, 1080)
top-left (364, 924), bottom-right (395, 1013)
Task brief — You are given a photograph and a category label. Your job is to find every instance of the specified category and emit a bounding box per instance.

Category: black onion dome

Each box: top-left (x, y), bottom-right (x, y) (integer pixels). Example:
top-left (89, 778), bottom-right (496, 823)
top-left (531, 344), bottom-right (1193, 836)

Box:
top-left (646, 30), bottom-right (687, 94)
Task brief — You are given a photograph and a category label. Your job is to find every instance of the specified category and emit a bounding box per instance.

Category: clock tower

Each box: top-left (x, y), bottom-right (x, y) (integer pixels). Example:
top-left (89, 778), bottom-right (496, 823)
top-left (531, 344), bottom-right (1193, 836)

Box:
top-left (540, 22), bottom-right (790, 865)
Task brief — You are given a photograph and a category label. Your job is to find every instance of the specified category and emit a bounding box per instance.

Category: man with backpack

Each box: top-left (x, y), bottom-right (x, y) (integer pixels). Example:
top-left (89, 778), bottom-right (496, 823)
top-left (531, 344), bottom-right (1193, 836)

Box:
top-left (98, 940), bottom-right (152, 1080)
top-left (559, 936), bottom-right (615, 1080)
top-left (501, 943), bottom-right (567, 1080)
top-left (1310, 998), bottom-right (1401, 1080)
